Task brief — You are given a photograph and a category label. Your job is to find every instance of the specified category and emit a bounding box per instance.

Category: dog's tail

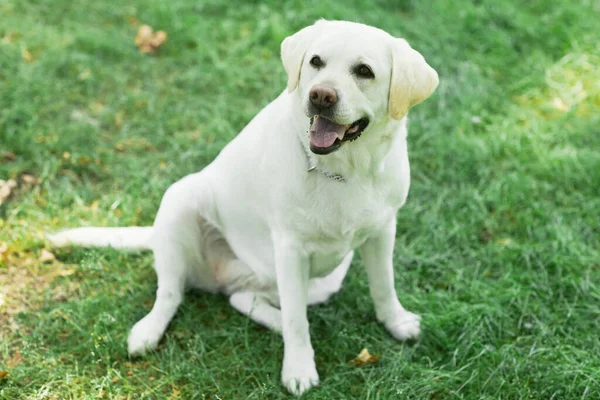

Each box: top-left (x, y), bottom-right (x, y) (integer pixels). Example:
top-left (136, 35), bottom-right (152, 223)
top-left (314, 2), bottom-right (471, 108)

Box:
top-left (47, 227), bottom-right (153, 251)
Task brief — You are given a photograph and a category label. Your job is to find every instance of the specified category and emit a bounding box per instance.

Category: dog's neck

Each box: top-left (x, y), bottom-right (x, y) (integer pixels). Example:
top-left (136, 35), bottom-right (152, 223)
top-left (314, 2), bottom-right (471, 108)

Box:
top-left (287, 92), bottom-right (408, 181)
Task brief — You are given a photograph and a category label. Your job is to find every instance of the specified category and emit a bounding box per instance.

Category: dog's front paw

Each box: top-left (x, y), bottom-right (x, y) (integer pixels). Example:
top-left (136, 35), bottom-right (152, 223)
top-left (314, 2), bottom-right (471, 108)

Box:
top-left (127, 317), bottom-right (163, 356)
top-left (384, 310), bottom-right (421, 341)
top-left (281, 355), bottom-right (319, 396)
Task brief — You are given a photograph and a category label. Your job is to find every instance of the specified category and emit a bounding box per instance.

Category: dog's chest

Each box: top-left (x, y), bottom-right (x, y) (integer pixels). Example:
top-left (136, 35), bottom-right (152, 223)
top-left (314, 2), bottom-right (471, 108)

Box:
top-left (290, 177), bottom-right (406, 278)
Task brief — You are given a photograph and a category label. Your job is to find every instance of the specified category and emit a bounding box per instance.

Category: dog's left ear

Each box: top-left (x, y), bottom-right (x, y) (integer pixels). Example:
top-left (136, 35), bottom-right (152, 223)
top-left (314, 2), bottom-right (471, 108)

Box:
top-left (281, 20), bottom-right (326, 93)
top-left (388, 38), bottom-right (439, 120)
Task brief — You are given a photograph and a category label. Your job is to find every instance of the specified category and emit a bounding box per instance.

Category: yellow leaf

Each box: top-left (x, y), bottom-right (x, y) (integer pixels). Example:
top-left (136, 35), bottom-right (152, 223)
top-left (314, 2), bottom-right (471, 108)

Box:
top-left (90, 200), bottom-right (99, 213)
top-left (78, 70), bottom-right (91, 80)
top-left (21, 48), bottom-right (32, 63)
top-left (0, 371), bottom-right (8, 380)
top-left (91, 102), bottom-right (105, 113)
top-left (58, 268), bottom-right (75, 277)
top-left (348, 348), bottom-right (379, 366)
top-left (497, 238), bottom-right (513, 245)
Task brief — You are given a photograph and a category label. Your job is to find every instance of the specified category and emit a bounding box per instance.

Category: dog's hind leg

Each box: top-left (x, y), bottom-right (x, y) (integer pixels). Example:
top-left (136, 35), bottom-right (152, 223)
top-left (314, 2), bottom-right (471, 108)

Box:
top-left (127, 175), bottom-right (217, 355)
top-left (229, 291), bottom-right (282, 333)
top-left (215, 257), bottom-right (281, 333)
top-left (127, 247), bottom-right (187, 355)
top-left (228, 251), bottom-right (354, 329)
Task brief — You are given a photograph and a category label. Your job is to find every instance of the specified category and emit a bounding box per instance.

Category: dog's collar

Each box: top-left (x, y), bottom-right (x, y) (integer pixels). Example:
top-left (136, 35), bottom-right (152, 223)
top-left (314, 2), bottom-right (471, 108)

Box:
top-left (301, 141), bottom-right (347, 183)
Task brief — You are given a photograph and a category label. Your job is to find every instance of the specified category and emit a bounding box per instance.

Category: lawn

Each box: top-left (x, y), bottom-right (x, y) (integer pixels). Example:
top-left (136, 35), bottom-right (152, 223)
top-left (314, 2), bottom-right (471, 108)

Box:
top-left (1, 0), bottom-right (600, 398)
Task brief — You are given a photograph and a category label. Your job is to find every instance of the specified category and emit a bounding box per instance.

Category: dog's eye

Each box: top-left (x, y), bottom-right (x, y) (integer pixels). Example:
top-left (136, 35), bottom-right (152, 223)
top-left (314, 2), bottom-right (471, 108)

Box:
top-left (355, 64), bottom-right (374, 79)
top-left (310, 56), bottom-right (324, 68)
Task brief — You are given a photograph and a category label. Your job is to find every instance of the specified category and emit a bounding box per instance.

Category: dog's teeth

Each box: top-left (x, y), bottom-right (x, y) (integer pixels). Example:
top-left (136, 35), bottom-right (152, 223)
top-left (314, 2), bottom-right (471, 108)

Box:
top-left (347, 125), bottom-right (359, 134)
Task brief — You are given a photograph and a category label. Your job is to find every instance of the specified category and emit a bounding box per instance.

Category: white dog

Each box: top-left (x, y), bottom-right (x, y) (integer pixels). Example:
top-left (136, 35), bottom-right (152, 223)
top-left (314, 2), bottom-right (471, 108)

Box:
top-left (49, 20), bottom-right (438, 395)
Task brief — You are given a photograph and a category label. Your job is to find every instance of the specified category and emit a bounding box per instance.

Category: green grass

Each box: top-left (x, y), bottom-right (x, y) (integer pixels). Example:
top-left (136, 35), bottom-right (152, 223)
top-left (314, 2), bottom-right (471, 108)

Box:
top-left (1, 0), bottom-right (600, 398)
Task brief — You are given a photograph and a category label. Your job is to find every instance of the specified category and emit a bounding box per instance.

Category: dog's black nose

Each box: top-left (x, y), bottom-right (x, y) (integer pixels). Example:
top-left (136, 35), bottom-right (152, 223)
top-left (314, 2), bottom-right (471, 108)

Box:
top-left (309, 85), bottom-right (337, 108)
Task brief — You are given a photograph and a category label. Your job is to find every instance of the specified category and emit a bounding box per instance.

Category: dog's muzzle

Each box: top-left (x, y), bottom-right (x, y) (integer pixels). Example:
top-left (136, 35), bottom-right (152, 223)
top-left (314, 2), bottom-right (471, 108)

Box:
top-left (308, 115), bottom-right (369, 155)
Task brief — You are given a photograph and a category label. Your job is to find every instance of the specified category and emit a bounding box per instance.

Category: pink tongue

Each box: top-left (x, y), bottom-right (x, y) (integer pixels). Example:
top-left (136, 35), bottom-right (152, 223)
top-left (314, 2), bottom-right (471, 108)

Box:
top-left (310, 117), bottom-right (347, 148)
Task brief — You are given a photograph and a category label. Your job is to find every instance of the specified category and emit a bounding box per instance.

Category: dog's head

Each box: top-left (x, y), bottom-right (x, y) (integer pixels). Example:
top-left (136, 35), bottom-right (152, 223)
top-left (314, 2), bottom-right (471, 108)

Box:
top-left (281, 20), bottom-right (438, 155)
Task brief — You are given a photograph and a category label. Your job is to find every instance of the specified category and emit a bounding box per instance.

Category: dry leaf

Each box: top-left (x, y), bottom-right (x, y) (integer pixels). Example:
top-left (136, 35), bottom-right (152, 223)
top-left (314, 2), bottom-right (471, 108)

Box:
top-left (0, 179), bottom-right (17, 205)
top-left (0, 242), bottom-right (7, 255)
top-left (53, 290), bottom-right (68, 301)
top-left (348, 348), bottom-right (379, 366)
top-left (21, 174), bottom-right (39, 185)
top-left (479, 228), bottom-right (493, 244)
top-left (7, 349), bottom-right (21, 367)
top-left (0, 151), bottom-right (16, 161)
top-left (40, 249), bottom-right (56, 263)
top-left (127, 15), bottom-right (140, 27)
top-left (113, 137), bottom-right (155, 152)
top-left (58, 268), bottom-right (75, 277)
top-left (135, 24), bottom-right (167, 54)
top-left (0, 371), bottom-right (8, 380)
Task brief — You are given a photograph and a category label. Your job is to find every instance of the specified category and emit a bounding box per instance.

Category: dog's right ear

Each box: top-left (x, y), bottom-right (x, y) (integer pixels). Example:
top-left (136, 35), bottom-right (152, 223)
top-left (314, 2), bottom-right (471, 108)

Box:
top-left (281, 20), bottom-right (326, 93)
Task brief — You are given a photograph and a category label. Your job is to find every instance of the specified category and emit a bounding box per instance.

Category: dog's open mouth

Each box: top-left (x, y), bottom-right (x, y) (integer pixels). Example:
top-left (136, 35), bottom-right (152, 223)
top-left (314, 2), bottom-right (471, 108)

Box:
top-left (309, 116), bottom-right (369, 155)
